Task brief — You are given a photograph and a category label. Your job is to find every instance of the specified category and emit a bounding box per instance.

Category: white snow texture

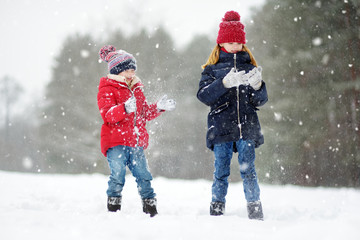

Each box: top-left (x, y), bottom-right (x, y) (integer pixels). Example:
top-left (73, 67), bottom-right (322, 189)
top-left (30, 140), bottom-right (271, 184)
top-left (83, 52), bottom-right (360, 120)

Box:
top-left (0, 171), bottom-right (359, 240)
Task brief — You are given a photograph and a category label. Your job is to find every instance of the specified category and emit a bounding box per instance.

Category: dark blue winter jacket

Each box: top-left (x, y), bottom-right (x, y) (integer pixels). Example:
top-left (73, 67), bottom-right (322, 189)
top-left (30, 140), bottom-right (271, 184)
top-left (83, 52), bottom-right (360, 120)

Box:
top-left (197, 50), bottom-right (268, 151)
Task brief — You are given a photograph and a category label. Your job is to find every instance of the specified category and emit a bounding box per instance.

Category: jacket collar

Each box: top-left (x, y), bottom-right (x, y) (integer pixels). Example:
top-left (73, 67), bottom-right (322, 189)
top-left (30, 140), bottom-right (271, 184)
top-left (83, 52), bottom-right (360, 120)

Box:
top-left (219, 50), bottom-right (251, 64)
top-left (107, 74), bottom-right (141, 89)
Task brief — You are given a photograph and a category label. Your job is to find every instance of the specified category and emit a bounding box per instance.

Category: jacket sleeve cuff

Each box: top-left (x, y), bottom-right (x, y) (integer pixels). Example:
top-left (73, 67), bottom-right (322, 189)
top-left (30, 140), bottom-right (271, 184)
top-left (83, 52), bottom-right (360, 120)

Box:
top-left (198, 78), bottom-right (230, 105)
top-left (105, 104), bottom-right (127, 123)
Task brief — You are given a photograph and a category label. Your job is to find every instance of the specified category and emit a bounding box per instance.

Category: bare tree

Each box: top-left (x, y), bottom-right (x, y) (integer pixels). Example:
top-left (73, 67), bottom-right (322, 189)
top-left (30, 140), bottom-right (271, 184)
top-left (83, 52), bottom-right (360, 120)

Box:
top-left (0, 75), bottom-right (23, 145)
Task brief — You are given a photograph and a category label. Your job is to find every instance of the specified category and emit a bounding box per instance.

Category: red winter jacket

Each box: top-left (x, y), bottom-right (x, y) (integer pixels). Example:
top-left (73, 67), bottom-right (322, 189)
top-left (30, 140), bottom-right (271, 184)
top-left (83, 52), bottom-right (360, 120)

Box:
top-left (97, 74), bottom-right (162, 156)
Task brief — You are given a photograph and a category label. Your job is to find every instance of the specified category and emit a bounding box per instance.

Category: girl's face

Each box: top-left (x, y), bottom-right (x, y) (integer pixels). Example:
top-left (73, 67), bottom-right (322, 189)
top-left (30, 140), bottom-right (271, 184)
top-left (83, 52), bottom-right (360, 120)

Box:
top-left (119, 69), bottom-right (136, 83)
top-left (220, 42), bottom-right (243, 53)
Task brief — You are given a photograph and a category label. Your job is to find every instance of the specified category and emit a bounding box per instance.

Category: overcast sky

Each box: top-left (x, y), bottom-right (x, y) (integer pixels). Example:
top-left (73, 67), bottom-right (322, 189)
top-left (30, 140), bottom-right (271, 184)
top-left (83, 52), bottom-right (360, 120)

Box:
top-left (0, 0), bottom-right (265, 107)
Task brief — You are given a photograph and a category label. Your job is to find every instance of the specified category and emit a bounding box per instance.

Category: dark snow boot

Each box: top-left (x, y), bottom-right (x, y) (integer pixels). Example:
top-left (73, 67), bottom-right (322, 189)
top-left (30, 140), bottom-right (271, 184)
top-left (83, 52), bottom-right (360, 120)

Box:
top-left (247, 201), bottom-right (264, 220)
top-left (210, 202), bottom-right (225, 216)
top-left (107, 196), bottom-right (122, 212)
top-left (142, 198), bottom-right (158, 217)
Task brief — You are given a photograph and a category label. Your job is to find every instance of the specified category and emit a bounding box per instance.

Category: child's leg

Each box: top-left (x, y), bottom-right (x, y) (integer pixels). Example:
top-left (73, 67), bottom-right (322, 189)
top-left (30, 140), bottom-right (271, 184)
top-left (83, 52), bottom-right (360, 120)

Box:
top-left (212, 142), bottom-right (233, 203)
top-left (128, 147), bottom-right (156, 199)
top-left (106, 145), bottom-right (128, 197)
top-left (236, 139), bottom-right (260, 202)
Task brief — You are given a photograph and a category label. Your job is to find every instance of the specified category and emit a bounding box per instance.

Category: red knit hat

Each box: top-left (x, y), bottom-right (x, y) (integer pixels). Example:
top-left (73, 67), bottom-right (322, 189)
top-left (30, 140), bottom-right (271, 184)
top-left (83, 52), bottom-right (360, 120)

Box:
top-left (216, 11), bottom-right (246, 44)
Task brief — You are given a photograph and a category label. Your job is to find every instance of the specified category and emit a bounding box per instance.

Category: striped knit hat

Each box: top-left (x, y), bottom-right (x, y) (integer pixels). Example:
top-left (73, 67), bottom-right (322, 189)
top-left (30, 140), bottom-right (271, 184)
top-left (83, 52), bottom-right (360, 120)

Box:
top-left (217, 11), bottom-right (246, 44)
top-left (99, 45), bottom-right (137, 74)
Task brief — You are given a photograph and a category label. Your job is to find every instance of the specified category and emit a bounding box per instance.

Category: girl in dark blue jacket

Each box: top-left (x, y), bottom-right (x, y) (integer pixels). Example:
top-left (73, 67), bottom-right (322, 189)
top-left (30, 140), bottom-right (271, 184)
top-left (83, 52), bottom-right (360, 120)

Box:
top-left (197, 10), bottom-right (268, 220)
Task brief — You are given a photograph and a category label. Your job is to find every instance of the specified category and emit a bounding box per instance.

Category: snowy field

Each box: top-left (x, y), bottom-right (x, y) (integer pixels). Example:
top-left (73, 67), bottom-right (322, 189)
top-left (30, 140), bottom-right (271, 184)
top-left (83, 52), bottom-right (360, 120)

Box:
top-left (0, 170), bottom-right (359, 240)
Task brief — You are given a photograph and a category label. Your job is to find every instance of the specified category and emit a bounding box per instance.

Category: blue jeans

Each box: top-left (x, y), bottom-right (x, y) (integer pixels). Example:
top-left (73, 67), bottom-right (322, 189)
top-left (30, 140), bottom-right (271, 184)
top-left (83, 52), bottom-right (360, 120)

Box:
top-left (106, 145), bottom-right (155, 199)
top-left (212, 139), bottom-right (260, 203)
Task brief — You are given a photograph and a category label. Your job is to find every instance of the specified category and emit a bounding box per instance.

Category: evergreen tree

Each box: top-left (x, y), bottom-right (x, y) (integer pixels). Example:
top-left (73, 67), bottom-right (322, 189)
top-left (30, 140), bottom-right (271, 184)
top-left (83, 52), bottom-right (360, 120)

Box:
top-left (175, 35), bottom-right (217, 179)
top-left (39, 34), bottom-right (105, 173)
top-left (246, 0), bottom-right (360, 186)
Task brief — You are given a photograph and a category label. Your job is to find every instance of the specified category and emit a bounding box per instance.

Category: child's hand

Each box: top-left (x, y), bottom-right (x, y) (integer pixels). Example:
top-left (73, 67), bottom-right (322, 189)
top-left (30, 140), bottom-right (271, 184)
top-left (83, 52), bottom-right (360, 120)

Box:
top-left (157, 95), bottom-right (176, 111)
top-left (235, 70), bottom-right (250, 86)
top-left (125, 96), bottom-right (136, 113)
top-left (247, 66), bottom-right (262, 90)
top-left (223, 68), bottom-right (237, 88)
top-left (223, 68), bottom-right (248, 88)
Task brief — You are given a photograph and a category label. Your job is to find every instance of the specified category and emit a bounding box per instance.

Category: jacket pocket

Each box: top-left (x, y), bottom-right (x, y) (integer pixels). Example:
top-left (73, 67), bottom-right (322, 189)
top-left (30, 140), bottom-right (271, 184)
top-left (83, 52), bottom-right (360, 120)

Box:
top-left (207, 125), bottom-right (215, 140)
top-left (209, 102), bottom-right (229, 116)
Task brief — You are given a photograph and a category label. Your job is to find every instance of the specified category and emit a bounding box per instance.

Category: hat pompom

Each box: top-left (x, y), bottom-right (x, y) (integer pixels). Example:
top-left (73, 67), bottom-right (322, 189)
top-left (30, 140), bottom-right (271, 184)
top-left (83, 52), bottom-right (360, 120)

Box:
top-left (223, 11), bottom-right (240, 22)
top-left (99, 45), bottom-right (116, 62)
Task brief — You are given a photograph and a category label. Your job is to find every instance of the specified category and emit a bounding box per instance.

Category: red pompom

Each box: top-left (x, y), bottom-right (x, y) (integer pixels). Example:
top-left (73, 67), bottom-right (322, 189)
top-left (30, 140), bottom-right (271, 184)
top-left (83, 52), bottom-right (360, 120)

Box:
top-left (99, 45), bottom-right (116, 62)
top-left (223, 11), bottom-right (240, 22)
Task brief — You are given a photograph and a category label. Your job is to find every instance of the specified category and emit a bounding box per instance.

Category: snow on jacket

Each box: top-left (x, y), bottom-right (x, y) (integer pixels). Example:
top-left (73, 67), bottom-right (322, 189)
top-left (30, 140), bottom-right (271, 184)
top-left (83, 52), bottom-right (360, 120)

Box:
top-left (97, 74), bottom-right (162, 156)
top-left (197, 50), bottom-right (268, 150)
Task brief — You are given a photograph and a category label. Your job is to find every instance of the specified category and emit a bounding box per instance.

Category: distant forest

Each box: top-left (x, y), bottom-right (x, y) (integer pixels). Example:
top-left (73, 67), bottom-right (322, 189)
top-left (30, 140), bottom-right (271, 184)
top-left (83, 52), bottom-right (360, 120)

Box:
top-left (1, 0), bottom-right (359, 187)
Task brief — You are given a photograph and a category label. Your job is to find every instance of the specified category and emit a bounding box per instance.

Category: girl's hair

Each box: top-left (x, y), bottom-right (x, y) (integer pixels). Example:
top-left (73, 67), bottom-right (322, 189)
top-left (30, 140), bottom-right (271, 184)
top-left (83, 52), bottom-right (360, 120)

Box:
top-left (202, 44), bottom-right (258, 69)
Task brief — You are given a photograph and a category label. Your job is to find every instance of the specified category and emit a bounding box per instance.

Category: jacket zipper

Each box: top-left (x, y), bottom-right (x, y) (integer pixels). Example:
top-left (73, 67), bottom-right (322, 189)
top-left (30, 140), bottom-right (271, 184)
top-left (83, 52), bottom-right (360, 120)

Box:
top-left (127, 85), bottom-right (141, 147)
top-left (236, 86), bottom-right (242, 139)
top-left (234, 53), bottom-right (242, 139)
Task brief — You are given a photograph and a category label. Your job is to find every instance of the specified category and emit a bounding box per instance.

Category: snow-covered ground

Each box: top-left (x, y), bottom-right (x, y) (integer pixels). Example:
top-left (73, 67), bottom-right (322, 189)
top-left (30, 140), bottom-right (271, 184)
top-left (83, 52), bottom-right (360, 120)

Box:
top-left (0, 170), bottom-right (359, 240)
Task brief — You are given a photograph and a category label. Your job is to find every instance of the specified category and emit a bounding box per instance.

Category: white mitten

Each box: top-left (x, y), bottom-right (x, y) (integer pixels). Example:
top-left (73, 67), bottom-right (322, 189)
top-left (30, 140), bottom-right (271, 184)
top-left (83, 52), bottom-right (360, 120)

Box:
top-left (157, 95), bottom-right (176, 111)
top-left (125, 96), bottom-right (136, 113)
top-left (223, 68), bottom-right (248, 88)
top-left (235, 70), bottom-right (249, 86)
top-left (247, 66), bottom-right (263, 90)
top-left (223, 68), bottom-right (237, 88)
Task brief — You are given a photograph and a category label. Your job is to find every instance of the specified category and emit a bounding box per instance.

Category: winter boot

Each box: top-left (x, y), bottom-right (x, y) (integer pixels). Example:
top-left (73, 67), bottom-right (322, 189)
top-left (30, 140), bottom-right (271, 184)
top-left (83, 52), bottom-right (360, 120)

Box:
top-left (142, 198), bottom-right (158, 217)
top-left (247, 201), bottom-right (264, 220)
top-left (107, 196), bottom-right (122, 212)
top-left (210, 202), bottom-right (225, 216)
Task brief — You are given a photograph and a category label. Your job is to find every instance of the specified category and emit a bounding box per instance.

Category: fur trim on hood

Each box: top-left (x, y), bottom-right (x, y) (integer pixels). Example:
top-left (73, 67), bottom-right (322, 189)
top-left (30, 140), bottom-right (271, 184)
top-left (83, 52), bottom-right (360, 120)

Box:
top-left (107, 74), bottom-right (141, 89)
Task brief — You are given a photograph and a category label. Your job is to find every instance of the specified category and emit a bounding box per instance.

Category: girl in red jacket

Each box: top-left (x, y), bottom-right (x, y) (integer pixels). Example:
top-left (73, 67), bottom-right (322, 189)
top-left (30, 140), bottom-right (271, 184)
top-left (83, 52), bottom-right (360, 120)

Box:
top-left (97, 45), bottom-right (175, 217)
